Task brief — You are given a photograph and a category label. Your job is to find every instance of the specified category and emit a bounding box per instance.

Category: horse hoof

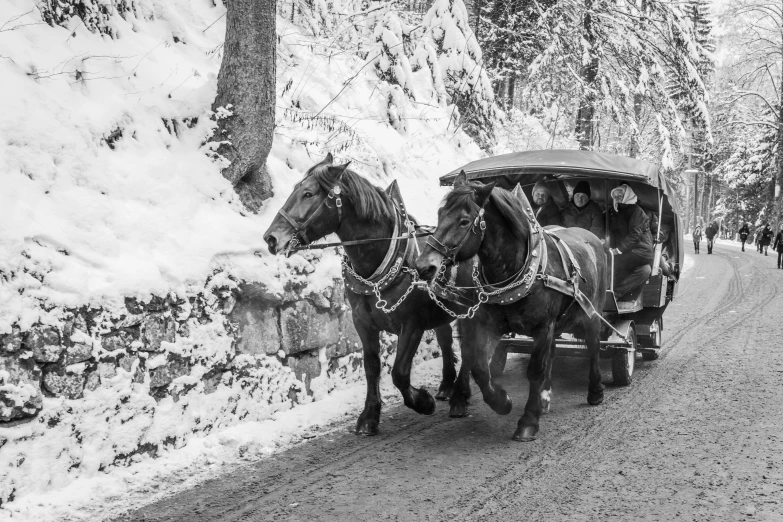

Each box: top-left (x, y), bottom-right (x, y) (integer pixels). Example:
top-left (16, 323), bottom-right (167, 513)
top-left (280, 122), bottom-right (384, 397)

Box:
top-left (435, 386), bottom-right (453, 401)
top-left (587, 390), bottom-right (604, 406)
top-left (512, 426), bottom-right (538, 442)
top-left (355, 423), bottom-right (379, 436)
top-left (414, 388), bottom-right (436, 415)
top-left (449, 402), bottom-right (468, 418)
top-left (489, 391), bottom-right (513, 415)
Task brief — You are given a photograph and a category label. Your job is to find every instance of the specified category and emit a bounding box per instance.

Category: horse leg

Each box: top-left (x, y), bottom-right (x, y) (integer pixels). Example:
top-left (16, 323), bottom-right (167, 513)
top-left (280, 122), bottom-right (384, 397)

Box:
top-left (391, 325), bottom-right (436, 415)
top-left (448, 319), bottom-right (476, 417)
top-left (489, 343), bottom-right (509, 377)
top-left (354, 323), bottom-right (383, 436)
top-left (586, 319), bottom-right (605, 406)
top-left (462, 317), bottom-right (511, 415)
top-left (513, 321), bottom-right (556, 442)
top-left (434, 324), bottom-right (457, 401)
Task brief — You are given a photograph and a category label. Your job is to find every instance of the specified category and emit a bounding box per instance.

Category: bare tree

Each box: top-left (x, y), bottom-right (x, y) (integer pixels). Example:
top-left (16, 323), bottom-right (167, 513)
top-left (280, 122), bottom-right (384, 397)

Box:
top-left (210, 0), bottom-right (276, 212)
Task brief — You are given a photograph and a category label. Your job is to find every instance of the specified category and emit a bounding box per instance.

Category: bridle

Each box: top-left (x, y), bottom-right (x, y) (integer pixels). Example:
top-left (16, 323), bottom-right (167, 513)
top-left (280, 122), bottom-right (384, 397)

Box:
top-left (276, 174), bottom-right (344, 246)
top-left (426, 206), bottom-right (486, 266)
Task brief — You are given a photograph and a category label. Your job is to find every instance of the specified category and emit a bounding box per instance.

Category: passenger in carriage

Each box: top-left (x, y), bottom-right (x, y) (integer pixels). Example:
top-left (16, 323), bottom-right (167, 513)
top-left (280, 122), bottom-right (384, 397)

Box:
top-left (648, 211), bottom-right (676, 280)
top-left (560, 180), bottom-right (605, 238)
top-left (607, 184), bottom-right (655, 299)
top-left (531, 181), bottom-right (563, 227)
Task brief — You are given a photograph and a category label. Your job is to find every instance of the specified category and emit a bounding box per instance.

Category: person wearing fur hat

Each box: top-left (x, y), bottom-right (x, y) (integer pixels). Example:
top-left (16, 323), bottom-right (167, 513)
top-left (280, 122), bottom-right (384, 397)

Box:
top-left (531, 181), bottom-right (563, 227)
top-left (607, 184), bottom-right (655, 299)
top-left (560, 180), bottom-right (605, 238)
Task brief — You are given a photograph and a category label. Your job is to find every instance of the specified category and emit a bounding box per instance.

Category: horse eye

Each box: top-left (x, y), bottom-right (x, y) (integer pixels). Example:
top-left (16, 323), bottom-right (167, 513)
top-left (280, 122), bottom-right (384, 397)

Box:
top-left (303, 192), bottom-right (313, 199)
top-left (459, 219), bottom-right (471, 227)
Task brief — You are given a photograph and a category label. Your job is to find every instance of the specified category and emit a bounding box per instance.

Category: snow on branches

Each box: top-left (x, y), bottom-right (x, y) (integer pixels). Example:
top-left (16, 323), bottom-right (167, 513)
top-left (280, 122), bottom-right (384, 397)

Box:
top-left (522, 0), bottom-right (711, 168)
top-left (423, 0), bottom-right (497, 149)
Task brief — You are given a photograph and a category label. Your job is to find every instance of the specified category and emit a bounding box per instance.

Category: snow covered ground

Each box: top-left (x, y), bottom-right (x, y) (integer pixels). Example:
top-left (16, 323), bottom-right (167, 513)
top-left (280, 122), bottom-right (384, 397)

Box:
top-left (4, 352), bottom-right (448, 521)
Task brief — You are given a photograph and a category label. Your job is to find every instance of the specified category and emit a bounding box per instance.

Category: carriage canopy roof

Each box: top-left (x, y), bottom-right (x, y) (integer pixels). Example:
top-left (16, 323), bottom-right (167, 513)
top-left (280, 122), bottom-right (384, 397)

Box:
top-left (439, 150), bottom-right (679, 215)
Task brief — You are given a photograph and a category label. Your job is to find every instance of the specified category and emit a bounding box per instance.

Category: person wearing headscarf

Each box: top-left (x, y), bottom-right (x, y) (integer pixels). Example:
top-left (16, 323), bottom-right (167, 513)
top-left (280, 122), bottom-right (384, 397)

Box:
top-left (608, 184), bottom-right (655, 299)
top-left (560, 180), bottom-right (605, 238)
top-left (531, 181), bottom-right (563, 227)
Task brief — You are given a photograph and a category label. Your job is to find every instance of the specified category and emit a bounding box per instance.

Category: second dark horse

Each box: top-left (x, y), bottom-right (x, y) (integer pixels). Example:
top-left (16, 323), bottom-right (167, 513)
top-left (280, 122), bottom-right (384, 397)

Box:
top-left (416, 173), bottom-right (608, 441)
top-left (263, 154), bottom-right (475, 435)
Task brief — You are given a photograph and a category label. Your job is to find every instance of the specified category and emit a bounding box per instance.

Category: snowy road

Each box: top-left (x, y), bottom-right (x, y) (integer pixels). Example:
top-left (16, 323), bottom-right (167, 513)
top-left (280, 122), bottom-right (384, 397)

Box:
top-left (119, 241), bottom-right (783, 521)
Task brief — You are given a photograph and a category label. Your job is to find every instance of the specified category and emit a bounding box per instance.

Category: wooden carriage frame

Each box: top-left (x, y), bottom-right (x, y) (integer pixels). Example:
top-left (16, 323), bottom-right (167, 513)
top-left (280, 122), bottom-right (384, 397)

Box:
top-left (439, 150), bottom-right (684, 385)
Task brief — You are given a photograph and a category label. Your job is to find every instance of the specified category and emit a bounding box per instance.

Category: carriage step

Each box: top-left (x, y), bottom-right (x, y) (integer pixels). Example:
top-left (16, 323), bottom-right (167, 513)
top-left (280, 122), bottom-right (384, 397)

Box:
top-left (499, 337), bottom-right (637, 357)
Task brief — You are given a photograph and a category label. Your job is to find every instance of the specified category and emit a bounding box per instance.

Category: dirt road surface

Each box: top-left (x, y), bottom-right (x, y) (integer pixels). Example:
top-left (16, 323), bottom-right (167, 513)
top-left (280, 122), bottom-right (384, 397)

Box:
top-left (120, 243), bottom-right (783, 521)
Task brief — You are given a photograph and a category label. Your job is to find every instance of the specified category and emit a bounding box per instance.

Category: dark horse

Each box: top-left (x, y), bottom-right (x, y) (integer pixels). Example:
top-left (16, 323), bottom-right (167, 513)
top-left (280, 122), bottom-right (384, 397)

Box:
top-left (263, 154), bottom-right (474, 434)
top-left (416, 173), bottom-right (607, 441)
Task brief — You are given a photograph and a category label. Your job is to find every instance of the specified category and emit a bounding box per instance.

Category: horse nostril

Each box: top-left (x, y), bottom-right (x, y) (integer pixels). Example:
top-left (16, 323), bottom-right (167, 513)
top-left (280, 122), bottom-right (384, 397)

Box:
top-left (420, 265), bottom-right (436, 281)
top-left (265, 233), bottom-right (278, 253)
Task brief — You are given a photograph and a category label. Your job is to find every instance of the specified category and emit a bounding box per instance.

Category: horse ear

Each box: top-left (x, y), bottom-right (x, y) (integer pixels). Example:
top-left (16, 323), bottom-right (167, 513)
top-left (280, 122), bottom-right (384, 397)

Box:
top-left (325, 152), bottom-right (334, 164)
top-left (454, 170), bottom-right (468, 187)
top-left (326, 161), bottom-right (351, 182)
top-left (474, 181), bottom-right (496, 206)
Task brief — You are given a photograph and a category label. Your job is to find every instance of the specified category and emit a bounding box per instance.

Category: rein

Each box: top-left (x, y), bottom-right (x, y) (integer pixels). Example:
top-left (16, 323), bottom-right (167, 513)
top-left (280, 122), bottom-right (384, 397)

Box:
top-left (290, 228), bottom-right (433, 252)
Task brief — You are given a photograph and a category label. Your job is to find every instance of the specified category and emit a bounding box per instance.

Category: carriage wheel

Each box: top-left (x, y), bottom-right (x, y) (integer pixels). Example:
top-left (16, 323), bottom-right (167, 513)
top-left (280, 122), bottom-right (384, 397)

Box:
top-left (611, 326), bottom-right (636, 386)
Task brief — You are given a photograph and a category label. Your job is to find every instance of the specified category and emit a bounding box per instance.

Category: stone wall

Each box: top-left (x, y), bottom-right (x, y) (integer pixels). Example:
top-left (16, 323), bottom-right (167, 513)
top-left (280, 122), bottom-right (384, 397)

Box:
top-left (0, 276), bottom-right (360, 424)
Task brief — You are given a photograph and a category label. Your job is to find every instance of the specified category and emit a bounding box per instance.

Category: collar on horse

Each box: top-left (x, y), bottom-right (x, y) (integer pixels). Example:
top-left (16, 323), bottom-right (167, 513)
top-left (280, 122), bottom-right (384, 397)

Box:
top-left (277, 174), bottom-right (345, 246)
top-left (342, 180), bottom-right (418, 296)
top-left (474, 185), bottom-right (547, 305)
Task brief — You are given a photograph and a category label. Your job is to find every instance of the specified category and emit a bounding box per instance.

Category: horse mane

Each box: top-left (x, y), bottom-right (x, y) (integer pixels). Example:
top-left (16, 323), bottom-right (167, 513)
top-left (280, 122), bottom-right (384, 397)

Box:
top-left (306, 163), bottom-right (395, 224)
top-left (442, 182), bottom-right (530, 241)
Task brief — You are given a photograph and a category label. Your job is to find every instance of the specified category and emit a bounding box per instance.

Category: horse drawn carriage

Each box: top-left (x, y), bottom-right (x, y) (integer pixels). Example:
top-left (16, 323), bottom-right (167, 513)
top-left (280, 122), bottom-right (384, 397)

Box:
top-left (437, 150), bottom-right (684, 387)
top-left (265, 149), bottom-right (683, 440)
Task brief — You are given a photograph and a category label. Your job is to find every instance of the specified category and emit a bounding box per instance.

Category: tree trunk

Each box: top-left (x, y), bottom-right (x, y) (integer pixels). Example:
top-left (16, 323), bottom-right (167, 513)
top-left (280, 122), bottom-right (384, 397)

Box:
top-left (507, 74), bottom-right (516, 110)
top-left (776, 102), bottom-right (783, 231)
top-left (576, 0), bottom-right (599, 150)
top-left (629, 92), bottom-right (642, 157)
top-left (210, 0), bottom-right (276, 212)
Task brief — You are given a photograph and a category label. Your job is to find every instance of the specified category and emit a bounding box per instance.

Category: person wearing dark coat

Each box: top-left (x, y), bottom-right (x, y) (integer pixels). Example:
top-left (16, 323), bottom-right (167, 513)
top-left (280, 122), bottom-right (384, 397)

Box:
top-left (531, 181), bottom-right (563, 227)
top-left (760, 223), bottom-right (774, 255)
top-left (608, 184), bottom-right (655, 299)
top-left (705, 221), bottom-right (718, 254)
top-left (739, 223), bottom-right (750, 252)
top-left (560, 180), bottom-right (605, 238)
top-left (773, 224), bottom-right (783, 268)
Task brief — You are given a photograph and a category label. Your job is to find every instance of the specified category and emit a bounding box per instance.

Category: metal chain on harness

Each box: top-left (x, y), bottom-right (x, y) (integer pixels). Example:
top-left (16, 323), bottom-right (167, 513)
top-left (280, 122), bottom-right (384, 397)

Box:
top-left (342, 256), bottom-right (421, 313)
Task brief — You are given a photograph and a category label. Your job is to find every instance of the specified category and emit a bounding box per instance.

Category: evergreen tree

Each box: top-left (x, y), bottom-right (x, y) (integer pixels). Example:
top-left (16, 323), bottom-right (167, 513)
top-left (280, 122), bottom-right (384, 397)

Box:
top-left (516, 0), bottom-right (710, 166)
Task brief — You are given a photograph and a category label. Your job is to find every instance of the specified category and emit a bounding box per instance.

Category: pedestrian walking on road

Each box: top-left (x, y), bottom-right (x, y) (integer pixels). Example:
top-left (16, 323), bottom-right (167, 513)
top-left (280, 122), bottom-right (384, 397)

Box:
top-left (760, 224), bottom-right (774, 255)
top-left (755, 224), bottom-right (765, 253)
top-left (739, 222), bottom-right (750, 252)
top-left (705, 221), bottom-right (718, 254)
top-left (693, 225), bottom-right (702, 254)
top-left (773, 224), bottom-right (783, 268)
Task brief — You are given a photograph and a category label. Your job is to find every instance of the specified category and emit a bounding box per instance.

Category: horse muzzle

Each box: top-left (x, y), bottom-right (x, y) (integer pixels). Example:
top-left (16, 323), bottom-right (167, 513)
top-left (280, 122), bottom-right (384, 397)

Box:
top-left (415, 252), bottom-right (443, 282)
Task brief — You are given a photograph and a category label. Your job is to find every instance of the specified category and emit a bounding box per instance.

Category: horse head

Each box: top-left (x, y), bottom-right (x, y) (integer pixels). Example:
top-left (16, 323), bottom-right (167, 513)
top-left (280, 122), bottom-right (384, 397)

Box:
top-left (263, 153), bottom-right (351, 256)
top-left (415, 171), bottom-right (495, 281)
